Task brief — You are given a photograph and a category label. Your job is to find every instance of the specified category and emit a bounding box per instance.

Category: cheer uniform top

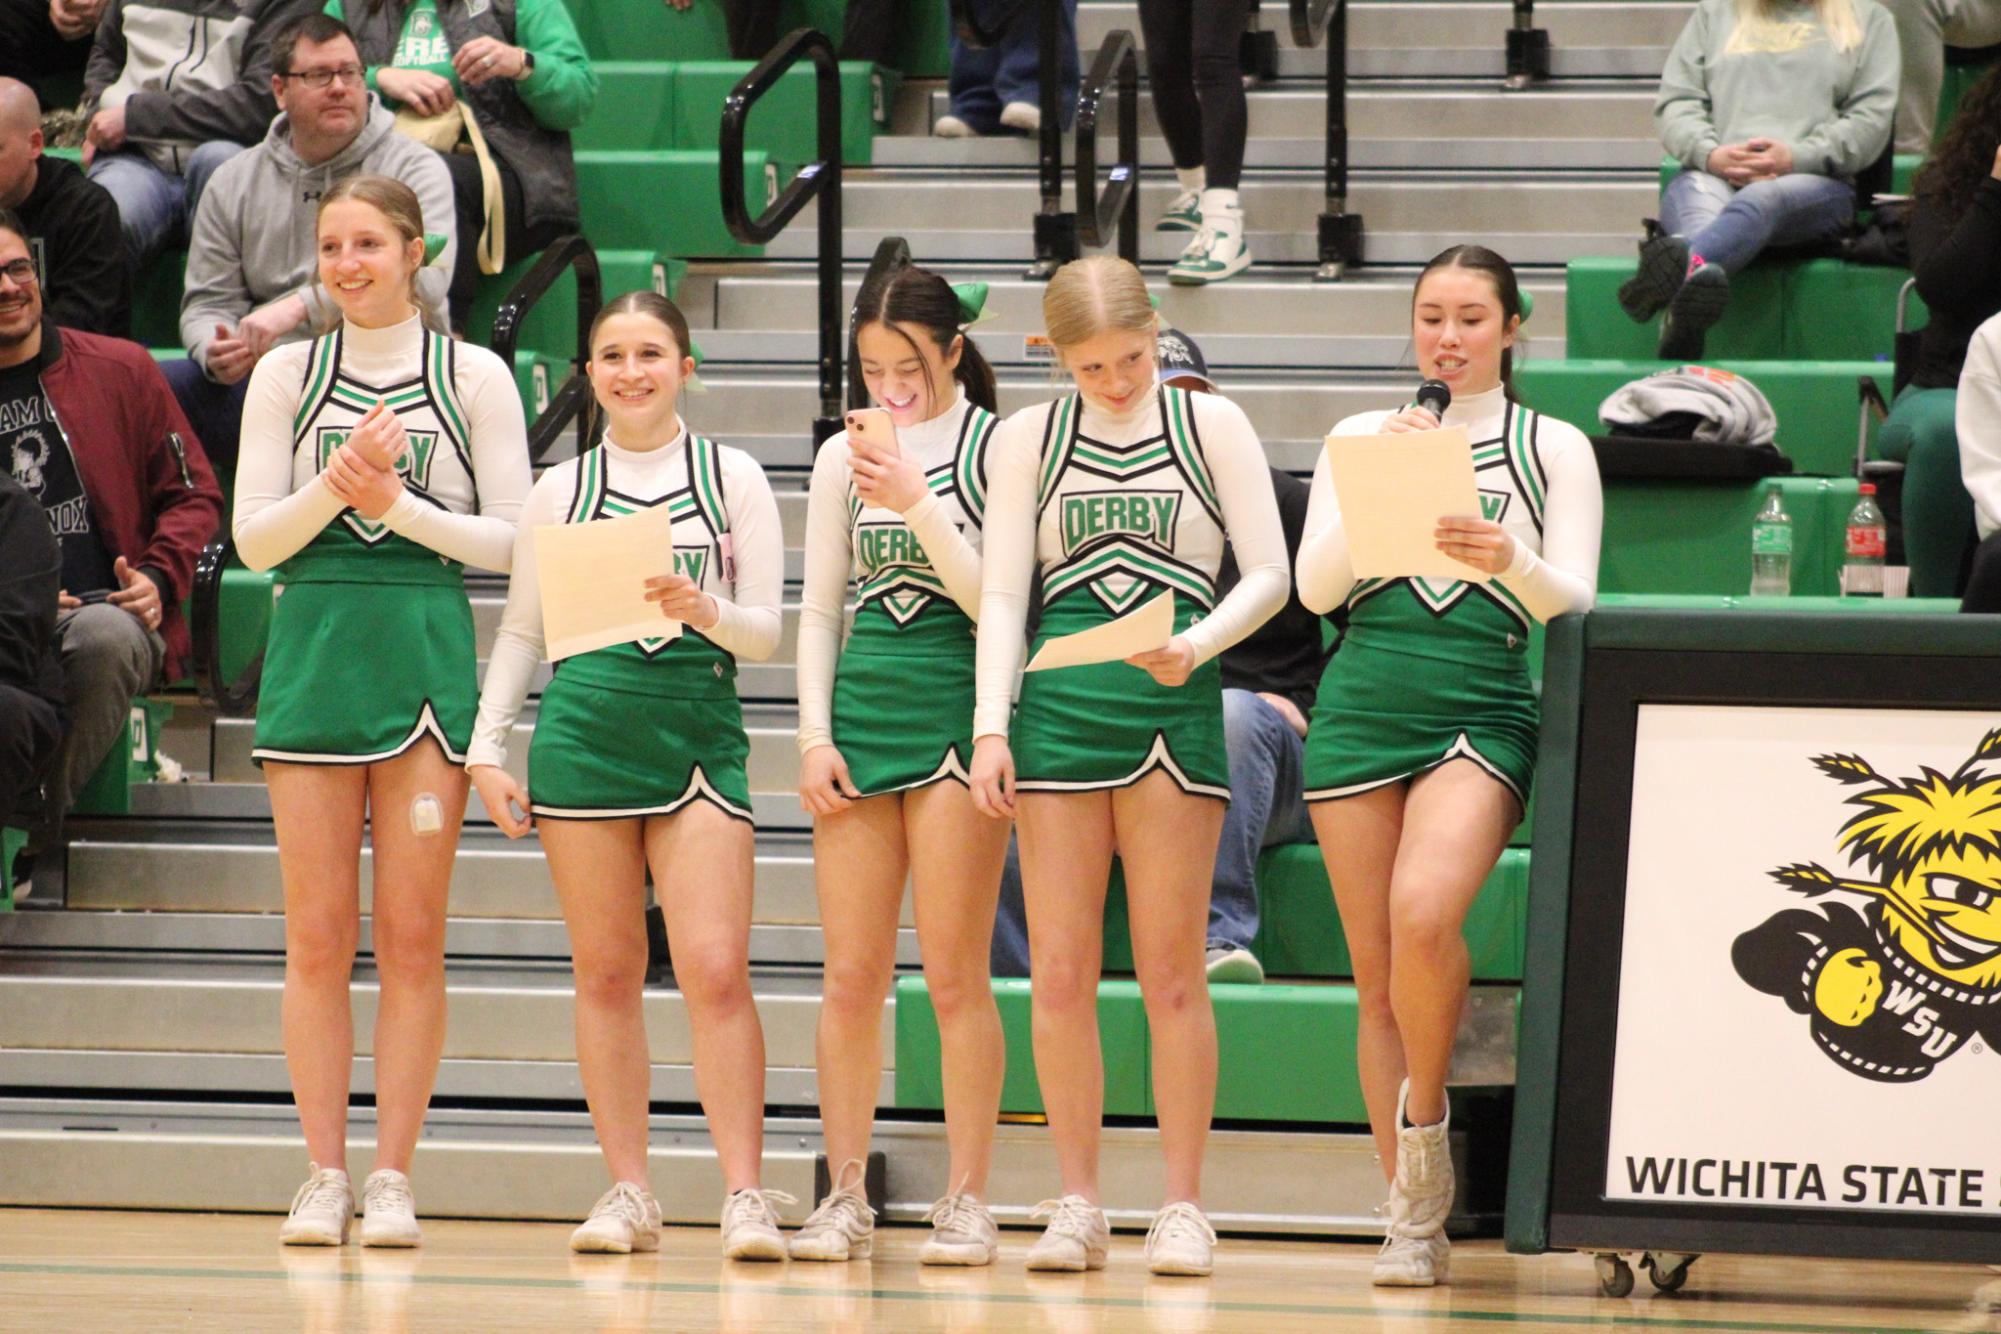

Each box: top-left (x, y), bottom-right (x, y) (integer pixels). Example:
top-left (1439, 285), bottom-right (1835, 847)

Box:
top-left (1295, 384), bottom-right (1601, 805)
top-left (468, 426), bottom-right (783, 822)
top-left (975, 380), bottom-right (1287, 798)
top-left (233, 314), bottom-right (530, 765)
top-left (796, 392), bottom-right (998, 796)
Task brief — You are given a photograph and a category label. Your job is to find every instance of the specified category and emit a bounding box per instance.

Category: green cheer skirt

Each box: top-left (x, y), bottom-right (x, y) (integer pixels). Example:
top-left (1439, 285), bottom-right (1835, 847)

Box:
top-left (830, 601), bottom-right (976, 797)
top-left (527, 664), bottom-right (753, 822)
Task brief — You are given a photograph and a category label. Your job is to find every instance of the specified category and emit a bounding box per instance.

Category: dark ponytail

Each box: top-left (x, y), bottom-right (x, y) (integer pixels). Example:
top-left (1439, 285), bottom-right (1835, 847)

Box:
top-left (850, 265), bottom-right (999, 415)
top-left (1414, 244), bottom-right (1526, 401)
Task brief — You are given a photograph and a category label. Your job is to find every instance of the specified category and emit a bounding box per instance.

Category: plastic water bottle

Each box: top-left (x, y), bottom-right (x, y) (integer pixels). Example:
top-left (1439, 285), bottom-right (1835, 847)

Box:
top-left (1844, 483), bottom-right (1887, 597)
top-left (1751, 483), bottom-right (1792, 597)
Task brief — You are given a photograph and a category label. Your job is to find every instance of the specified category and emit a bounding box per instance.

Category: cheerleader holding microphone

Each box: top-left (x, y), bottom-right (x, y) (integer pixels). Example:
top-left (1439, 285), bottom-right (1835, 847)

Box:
top-left (468, 292), bottom-right (792, 1258)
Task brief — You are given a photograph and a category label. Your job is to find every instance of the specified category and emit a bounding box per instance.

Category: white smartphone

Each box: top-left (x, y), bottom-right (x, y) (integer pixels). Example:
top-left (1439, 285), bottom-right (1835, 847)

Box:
top-left (845, 407), bottom-right (899, 458)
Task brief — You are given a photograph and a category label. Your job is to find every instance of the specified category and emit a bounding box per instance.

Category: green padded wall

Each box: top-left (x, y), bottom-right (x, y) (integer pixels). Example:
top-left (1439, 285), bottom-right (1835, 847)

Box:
top-left (1211, 984), bottom-right (1364, 1121)
top-left (563, 0), bottom-right (736, 61)
top-left (1600, 475), bottom-right (1859, 597)
top-left (892, 977), bottom-right (1150, 1115)
top-left (574, 149), bottom-right (769, 255)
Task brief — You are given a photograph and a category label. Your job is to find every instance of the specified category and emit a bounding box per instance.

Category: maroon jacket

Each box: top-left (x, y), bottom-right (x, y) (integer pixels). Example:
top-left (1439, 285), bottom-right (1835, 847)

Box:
top-left (32, 320), bottom-right (224, 680)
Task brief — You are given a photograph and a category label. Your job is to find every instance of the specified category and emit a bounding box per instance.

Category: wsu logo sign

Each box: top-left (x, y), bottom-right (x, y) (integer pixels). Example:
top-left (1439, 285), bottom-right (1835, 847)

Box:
top-left (1733, 733), bottom-right (2001, 1083)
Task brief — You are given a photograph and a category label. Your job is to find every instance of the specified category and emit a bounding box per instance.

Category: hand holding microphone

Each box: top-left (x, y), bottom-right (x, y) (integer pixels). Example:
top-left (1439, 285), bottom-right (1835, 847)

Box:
top-left (1383, 378), bottom-right (1452, 434)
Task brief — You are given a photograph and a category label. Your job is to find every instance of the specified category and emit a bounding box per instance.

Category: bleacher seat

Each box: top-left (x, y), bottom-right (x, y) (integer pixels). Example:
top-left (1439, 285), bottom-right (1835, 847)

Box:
top-left (0, 826), bottom-right (23, 911)
top-left (70, 697), bottom-right (173, 817)
top-left (1601, 475), bottom-right (1861, 597)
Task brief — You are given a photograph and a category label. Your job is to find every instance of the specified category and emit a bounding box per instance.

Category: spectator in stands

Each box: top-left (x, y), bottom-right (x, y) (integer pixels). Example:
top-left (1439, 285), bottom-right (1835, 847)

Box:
top-left (0, 469), bottom-right (63, 860)
top-left (1621, 0), bottom-right (1899, 359)
top-left (1956, 307), bottom-right (2001, 609)
top-left (331, 0), bottom-right (595, 335)
top-left (0, 77), bottom-right (130, 335)
top-left (172, 12), bottom-right (455, 470)
top-left (0, 0), bottom-right (106, 111)
top-left (81, 0), bottom-right (322, 271)
top-left (935, 0), bottom-right (1079, 138)
top-left (722, 0), bottom-right (777, 60)
top-left (0, 208), bottom-right (222, 868)
top-left (1887, 65), bottom-right (2001, 596)
top-left (1884, 0), bottom-right (2001, 153)
top-left (1139, 0), bottom-right (1254, 284)
top-left (1296, 246), bottom-right (1600, 1288)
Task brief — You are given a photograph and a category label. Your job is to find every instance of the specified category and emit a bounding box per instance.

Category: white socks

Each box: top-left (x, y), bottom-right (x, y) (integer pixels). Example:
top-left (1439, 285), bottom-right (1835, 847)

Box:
top-left (1176, 165), bottom-right (1206, 194)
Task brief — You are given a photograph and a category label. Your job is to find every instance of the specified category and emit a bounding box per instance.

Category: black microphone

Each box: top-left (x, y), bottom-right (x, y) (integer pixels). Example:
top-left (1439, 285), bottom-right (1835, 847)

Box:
top-left (1415, 379), bottom-right (1452, 421)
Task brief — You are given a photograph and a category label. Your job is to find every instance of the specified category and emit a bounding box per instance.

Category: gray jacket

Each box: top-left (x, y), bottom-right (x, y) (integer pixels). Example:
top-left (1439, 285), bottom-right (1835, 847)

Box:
top-left (1601, 365), bottom-right (1780, 447)
top-left (180, 96), bottom-right (457, 373)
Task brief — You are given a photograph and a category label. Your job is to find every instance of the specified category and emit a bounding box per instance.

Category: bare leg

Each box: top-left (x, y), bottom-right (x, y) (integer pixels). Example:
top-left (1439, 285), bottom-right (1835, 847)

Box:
top-left (1112, 772), bottom-right (1225, 1206)
top-left (808, 794), bottom-right (909, 1172)
top-left (1388, 762), bottom-right (1518, 1127)
top-left (905, 781), bottom-right (1010, 1197)
top-left (268, 761), bottom-right (370, 1171)
top-left (1309, 783), bottom-right (1406, 1181)
top-left (539, 816), bottom-right (653, 1187)
top-left (647, 802), bottom-right (765, 1192)
top-left (363, 742), bottom-right (468, 1175)
top-left (1017, 790), bottom-right (1116, 1202)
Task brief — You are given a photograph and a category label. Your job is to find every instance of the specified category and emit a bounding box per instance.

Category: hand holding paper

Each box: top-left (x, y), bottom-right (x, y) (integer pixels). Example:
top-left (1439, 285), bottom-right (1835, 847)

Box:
top-left (1321, 424), bottom-right (1490, 582)
top-left (534, 505), bottom-right (683, 660)
top-left (1026, 590), bottom-right (1175, 672)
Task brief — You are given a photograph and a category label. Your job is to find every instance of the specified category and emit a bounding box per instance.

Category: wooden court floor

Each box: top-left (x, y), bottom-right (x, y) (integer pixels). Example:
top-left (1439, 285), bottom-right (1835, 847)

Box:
top-left (2, 1208), bottom-right (1996, 1333)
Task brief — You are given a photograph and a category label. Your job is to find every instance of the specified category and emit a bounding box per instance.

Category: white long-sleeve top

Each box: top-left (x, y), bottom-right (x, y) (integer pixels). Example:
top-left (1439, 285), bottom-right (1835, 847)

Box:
top-left (1295, 384), bottom-right (1602, 630)
top-left (973, 381), bottom-right (1289, 741)
top-left (796, 392), bottom-right (994, 754)
top-left (466, 427), bottom-right (783, 771)
top-left (1960, 312), bottom-right (2001, 539)
top-left (232, 313), bottom-right (530, 573)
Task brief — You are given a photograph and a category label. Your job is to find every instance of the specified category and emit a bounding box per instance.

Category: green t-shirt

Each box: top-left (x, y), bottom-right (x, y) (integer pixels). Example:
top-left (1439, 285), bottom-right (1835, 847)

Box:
top-left (393, 0), bottom-right (452, 68)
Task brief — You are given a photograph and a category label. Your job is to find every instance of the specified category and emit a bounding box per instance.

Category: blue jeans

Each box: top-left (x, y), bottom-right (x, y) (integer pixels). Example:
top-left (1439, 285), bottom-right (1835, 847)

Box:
top-left (162, 358), bottom-right (249, 474)
top-left (87, 141), bottom-right (245, 271)
top-left (949, 0), bottom-right (1080, 132)
top-left (988, 687), bottom-right (1314, 976)
top-left (1658, 169), bottom-right (1855, 275)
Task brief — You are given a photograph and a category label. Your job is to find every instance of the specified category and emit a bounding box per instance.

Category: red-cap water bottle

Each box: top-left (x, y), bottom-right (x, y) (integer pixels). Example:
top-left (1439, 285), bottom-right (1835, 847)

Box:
top-left (1844, 484), bottom-right (1886, 597)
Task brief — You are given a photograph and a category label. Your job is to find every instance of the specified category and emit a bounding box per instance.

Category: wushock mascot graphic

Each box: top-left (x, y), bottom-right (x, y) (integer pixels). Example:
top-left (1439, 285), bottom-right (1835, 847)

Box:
top-left (1733, 731), bottom-right (2001, 1083)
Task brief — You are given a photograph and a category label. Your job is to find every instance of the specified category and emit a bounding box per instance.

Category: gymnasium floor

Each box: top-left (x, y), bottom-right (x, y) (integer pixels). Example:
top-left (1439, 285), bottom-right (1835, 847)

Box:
top-left (2, 1210), bottom-right (1995, 1333)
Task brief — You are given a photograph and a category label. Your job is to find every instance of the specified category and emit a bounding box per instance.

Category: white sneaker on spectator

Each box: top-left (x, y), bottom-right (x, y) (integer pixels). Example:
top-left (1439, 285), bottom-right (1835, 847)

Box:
top-left (920, 1189), bottom-right (999, 1266)
top-left (1156, 189), bottom-right (1203, 232)
top-left (1024, 1194), bottom-right (1110, 1272)
top-left (1145, 1201), bottom-right (1217, 1276)
top-left (999, 100), bottom-right (1041, 133)
top-left (279, 1164), bottom-right (354, 1246)
top-left (933, 114), bottom-right (979, 138)
top-left (1205, 946), bottom-right (1264, 984)
top-left (721, 1187), bottom-right (795, 1261)
top-left (788, 1159), bottom-right (875, 1261)
top-left (360, 1168), bottom-right (421, 1247)
top-left (571, 1181), bottom-right (663, 1254)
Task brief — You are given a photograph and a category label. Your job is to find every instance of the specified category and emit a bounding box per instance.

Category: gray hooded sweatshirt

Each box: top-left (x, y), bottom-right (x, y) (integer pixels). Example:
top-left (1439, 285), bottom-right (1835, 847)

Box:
top-left (180, 96), bottom-right (456, 375)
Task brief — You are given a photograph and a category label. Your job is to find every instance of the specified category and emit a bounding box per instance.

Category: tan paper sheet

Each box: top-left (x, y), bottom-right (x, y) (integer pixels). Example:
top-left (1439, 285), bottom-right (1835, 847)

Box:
top-left (1321, 424), bottom-right (1489, 583)
top-left (1025, 590), bottom-right (1175, 672)
top-left (533, 505), bottom-right (684, 661)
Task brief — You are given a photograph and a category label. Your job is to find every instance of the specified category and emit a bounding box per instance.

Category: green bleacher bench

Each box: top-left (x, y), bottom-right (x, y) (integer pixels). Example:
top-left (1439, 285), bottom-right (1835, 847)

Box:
top-left (1566, 256), bottom-right (1926, 363)
top-left (574, 148), bottom-right (772, 256)
top-left (70, 695), bottom-right (173, 817)
top-left (561, 0), bottom-right (949, 76)
top-left (1, 826), bottom-right (24, 912)
top-left (893, 976), bottom-right (1151, 1116)
top-left (1516, 358), bottom-right (1877, 477)
top-left (1601, 474), bottom-right (1860, 597)
top-left (581, 61), bottom-right (898, 166)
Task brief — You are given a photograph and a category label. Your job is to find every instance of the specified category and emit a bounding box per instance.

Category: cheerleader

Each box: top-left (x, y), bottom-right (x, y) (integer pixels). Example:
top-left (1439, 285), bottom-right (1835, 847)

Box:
top-left (791, 267), bottom-right (1010, 1265)
top-left (467, 291), bottom-right (791, 1258)
top-left (969, 256), bottom-right (1287, 1276)
top-left (1295, 245), bottom-right (1602, 1287)
top-left (233, 174), bottom-right (531, 1246)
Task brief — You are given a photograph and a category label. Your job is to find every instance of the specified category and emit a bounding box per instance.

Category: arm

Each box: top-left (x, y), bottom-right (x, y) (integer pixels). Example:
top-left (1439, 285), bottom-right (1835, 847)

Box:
top-left (1494, 421), bottom-right (1602, 623)
top-left (1960, 321), bottom-right (2001, 536)
top-left (511, 0), bottom-right (598, 130)
top-left (902, 489), bottom-right (984, 620)
top-left (1913, 180), bottom-right (2001, 320)
top-left (130, 359), bottom-right (223, 598)
top-left (466, 471), bottom-right (564, 770)
top-left (1181, 397), bottom-right (1287, 665)
top-left (124, 0), bottom-right (314, 144)
top-left (82, 0), bottom-right (126, 112)
top-left (1654, 5), bottom-right (1720, 171)
top-left (44, 183), bottom-right (132, 338)
top-left (795, 437), bottom-right (853, 753)
top-left (376, 349), bottom-right (529, 571)
top-left (972, 413), bottom-right (1039, 740)
top-left (702, 452), bottom-right (784, 661)
top-left (1294, 440), bottom-right (1357, 616)
top-left (231, 350), bottom-right (345, 571)
top-left (1791, 6), bottom-right (1898, 178)
top-left (179, 165), bottom-right (252, 371)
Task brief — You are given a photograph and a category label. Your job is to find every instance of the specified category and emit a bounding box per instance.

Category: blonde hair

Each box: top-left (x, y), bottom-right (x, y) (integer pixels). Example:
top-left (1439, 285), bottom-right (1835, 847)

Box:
top-left (1727, 0), bottom-right (1862, 55)
top-left (1041, 256), bottom-right (1159, 351)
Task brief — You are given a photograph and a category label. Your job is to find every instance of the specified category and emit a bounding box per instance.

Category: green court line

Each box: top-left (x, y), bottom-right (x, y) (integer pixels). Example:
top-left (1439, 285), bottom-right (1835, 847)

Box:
top-left (0, 1262), bottom-right (1975, 1332)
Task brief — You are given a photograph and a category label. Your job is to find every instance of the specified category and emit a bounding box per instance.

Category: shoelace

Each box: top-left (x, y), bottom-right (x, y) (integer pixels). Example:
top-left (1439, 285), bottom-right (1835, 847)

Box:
top-left (1146, 1201), bottom-right (1216, 1252)
top-left (1377, 1231), bottom-right (1434, 1262)
top-left (924, 1190), bottom-right (986, 1237)
top-left (290, 1166), bottom-right (348, 1218)
top-left (1398, 1120), bottom-right (1445, 1188)
top-left (364, 1172), bottom-right (413, 1216)
top-left (799, 1185), bottom-right (875, 1235)
top-left (1030, 1196), bottom-right (1103, 1241)
top-left (726, 1187), bottom-right (798, 1229)
top-left (587, 1181), bottom-right (652, 1227)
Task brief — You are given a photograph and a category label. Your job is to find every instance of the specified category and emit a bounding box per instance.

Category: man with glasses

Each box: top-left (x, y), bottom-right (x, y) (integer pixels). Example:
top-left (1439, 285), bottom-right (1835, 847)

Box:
top-left (169, 11), bottom-right (454, 469)
top-left (0, 209), bottom-right (221, 883)
top-left (80, 0), bottom-right (323, 272)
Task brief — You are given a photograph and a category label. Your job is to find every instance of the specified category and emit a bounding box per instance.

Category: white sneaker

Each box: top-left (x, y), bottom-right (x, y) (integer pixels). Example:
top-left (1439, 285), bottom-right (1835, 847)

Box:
top-left (933, 114), bottom-right (979, 138)
top-left (920, 1190), bottom-right (999, 1266)
top-left (279, 1163), bottom-right (354, 1246)
top-left (999, 100), bottom-right (1041, 133)
top-left (1144, 1200), bottom-right (1216, 1276)
top-left (1373, 1230), bottom-right (1451, 1286)
top-left (571, 1181), bottom-right (663, 1254)
top-left (360, 1168), bottom-right (421, 1247)
top-left (788, 1159), bottom-right (875, 1261)
top-left (1155, 189), bottom-right (1203, 232)
top-left (1371, 1079), bottom-right (1454, 1287)
top-left (1204, 946), bottom-right (1264, 985)
top-left (1168, 214), bottom-right (1252, 285)
top-left (1024, 1194), bottom-right (1109, 1272)
top-left (721, 1187), bottom-right (795, 1261)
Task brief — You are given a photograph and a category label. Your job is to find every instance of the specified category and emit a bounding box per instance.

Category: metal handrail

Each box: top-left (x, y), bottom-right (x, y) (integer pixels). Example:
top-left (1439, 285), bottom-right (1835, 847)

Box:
top-left (848, 236), bottom-right (913, 410)
top-left (721, 28), bottom-right (844, 442)
top-left (948, 0), bottom-right (1028, 49)
top-left (1028, 0), bottom-right (1074, 279)
top-left (1075, 30), bottom-right (1139, 261)
top-left (490, 232), bottom-right (604, 462)
top-left (1290, 0), bottom-right (1363, 281)
top-left (1505, 0), bottom-right (1551, 91)
top-left (190, 534), bottom-right (261, 717)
